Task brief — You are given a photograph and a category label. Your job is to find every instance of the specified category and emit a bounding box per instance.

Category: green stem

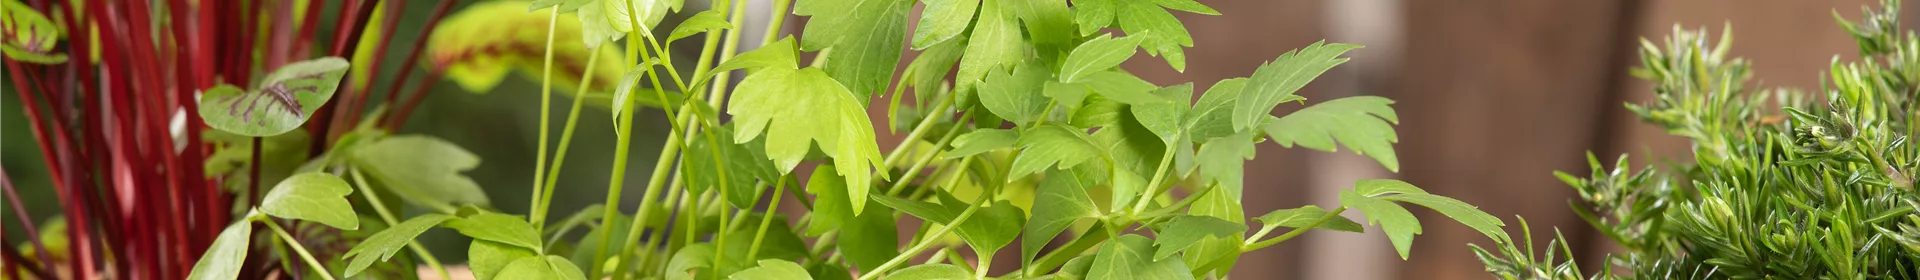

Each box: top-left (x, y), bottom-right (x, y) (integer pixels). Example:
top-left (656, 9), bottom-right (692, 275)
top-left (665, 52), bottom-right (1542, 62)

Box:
top-left (1135, 182), bottom-right (1218, 221)
top-left (609, 134), bottom-right (683, 279)
top-left (882, 93), bottom-right (955, 168)
top-left (589, 68), bottom-right (647, 280)
top-left (1128, 144), bottom-right (1180, 215)
top-left (536, 49), bottom-right (605, 227)
top-left (265, 221), bottom-right (339, 280)
top-left (1018, 223), bottom-right (1110, 278)
top-left (973, 250), bottom-right (994, 279)
top-left (760, 0), bottom-right (795, 48)
top-left (857, 157), bottom-right (987, 280)
top-left (350, 168), bottom-right (448, 280)
top-left (530, 6), bottom-right (561, 232)
top-left (884, 109), bottom-right (972, 196)
top-left (1241, 206), bottom-right (1349, 251)
top-left (746, 178), bottom-right (789, 260)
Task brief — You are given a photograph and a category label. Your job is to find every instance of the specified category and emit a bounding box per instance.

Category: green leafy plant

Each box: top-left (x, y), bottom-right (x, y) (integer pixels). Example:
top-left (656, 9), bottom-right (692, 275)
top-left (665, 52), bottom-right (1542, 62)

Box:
top-left (4, 0), bottom-right (1511, 279)
top-left (1474, 0), bottom-right (1920, 279)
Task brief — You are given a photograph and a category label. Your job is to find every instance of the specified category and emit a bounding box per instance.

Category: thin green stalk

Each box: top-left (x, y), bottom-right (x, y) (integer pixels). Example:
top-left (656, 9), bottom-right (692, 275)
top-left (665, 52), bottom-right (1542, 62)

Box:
top-left (530, 6), bottom-right (561, 232)
top-left (884, 110), bottom-right (971, 196)
top-left (857, 157), bottom-right (985, 280)
top-left (1128, 144), bottom-right (1180, 214)
top-left (589, 70), bottom-right (648, 280)
top-left (974, 250), bottom-right (994, 279)
top-left (881, 92), bottom-right (955, 169)
top-left (350, 168), bottom-right (448, 280)
top-left (746, 178), bottom-right (789, 260)
top-left (636, 163), bottom-right (690, 276)
top-left (760, 0), bottom-right (794, 49)
top-left (1241, 206), bottom-right (1349, 251)
top-left (688, 0), bottom-right (736, 81)
top-left (536, 49), bottom-right (605, 224)
top-left (1018, 223), bottom-right (1110, 278)
top-left (608, 133), bottom-right (683, 279)
top-left (265, 221), bottom-right (339, 280)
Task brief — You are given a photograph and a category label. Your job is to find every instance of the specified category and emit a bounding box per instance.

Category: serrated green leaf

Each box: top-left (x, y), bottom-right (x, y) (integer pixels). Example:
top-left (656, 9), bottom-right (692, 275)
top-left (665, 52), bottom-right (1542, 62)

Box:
top-left (871, 194), bottom-right (959, 223)
top-left (956, 0), bottom-right (1026, 92)
top-left (186, 221), bottom-right (253, 280)
top-left (805, 165), bottom-right (854, 235)
top-left (912, 0), bottom-right (981, 49)
top-left (343, 214), bottom-right (454, 277)
top-left (1075, 70), bottom-right (1167, 105)
top-left (495, 255), bottom-right (588, 280)
top-left (1184, 78), bottom-right (1248, 141)
top-left (907, 38), bottom-right (966, 104)
top-left (1377, 192), bottom-right (1507, 243)
top-left (1151, 215), bottom-right (1247, 261)
top-left (1194, 130), bottom-right (1256, 197)
top-left (1263, 96), bottom-right (1400, 171)
top-left (1181, 189), bottom-right (1243, 277)
top-left (611, 59), bottom-right (665, 125)
top-left (0, 2), bottom-right (67, 64)
top-left (839, 201), bottom-right (900, 270)
top-left (469, 240), bottom-right (538, 280)
top-left (1131, 83), bottom-right (1192, 144)
top-left (1117, 1), bottom-right (1192, 71)
top-left (351, 135), bottom-right (491, 211)
top-left (1151, 0), bottom-right (1217, 15)
top-left (575, 0), bottom-right (627, 49)
top-left (1045, 81), bottom-right (1090, 115)
top-left (1232, 42), bottom-right (1361, 131)
top-left (796, 0), bottom-right (912, 100)
top-left (1255, 205), bottom-right (1363, 233)
top-left (444, 210), bottom-right (543, 251)
top-left (529, 0), bottom-right (593, 12)
top-left (947, 128), bottom-right (1020, 159)
top-left (668, 10), bottom-right (734, 42)
top-left (1351, 178), bottom-right (1425, 197)
top-left (729, 66), bottom-right (887, 214)
top-left (1060, 34), bottom-right (1144, 83)
top-left (729, 260), bottom-right (811, 280)
top-left (198, 57), bottom-right (349, 136)
top-left (705, 37), bottom-right (801, 86)
top-left (1009, 125), bottom-right (1104, 180)
top-left (1072, 0), bottom-right (1117, 36)
top-left (1090, 234), bottom-right (1196, 280)
top-left (260, 172), bottom-right (360, 230)
top-left (1070, 96), bottom-right (1125, 128)
top-left (1006, 0), bottom-right (1074, 49)
top-left (1023, 171), bottom-right (1100, 266)
top-left (1339, 188), bottom-right (1420, 260)
top-left (886, 264), bottom-right (972, 280)
top-left (981, 62), bottom-right (1053, 125)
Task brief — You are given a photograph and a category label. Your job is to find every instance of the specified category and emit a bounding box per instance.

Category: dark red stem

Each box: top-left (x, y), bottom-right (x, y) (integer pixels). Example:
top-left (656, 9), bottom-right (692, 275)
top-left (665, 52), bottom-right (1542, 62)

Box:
top-left (380, 0), bottom-right (457, 128)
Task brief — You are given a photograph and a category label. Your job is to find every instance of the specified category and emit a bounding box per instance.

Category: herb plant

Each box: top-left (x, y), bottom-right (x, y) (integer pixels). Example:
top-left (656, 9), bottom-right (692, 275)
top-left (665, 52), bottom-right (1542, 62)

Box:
top-left (4, 0), bottom-right (1514, 279)
top-left (1474, 0), bottom-right (1920, 279)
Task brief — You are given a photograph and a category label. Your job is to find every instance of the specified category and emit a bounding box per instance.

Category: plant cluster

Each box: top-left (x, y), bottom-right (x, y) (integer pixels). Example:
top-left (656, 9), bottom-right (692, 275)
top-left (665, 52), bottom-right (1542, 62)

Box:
top-left (1474, 0), bottom-right (1920, 279)
top-left (5, 0), bottom-right (1514, 279)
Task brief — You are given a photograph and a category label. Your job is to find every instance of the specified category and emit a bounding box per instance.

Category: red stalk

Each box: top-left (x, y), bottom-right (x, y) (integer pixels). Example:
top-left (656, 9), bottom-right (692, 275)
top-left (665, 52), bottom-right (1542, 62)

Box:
top-left (310, 0), bottom-right (380, 152)
top-left (4, 60), bottom-right (97, 280)
top-left (380, 0), bottom-right (456, 127)
top-left (1, 167), bottom-right (56, 273)
top-left (0, 236), bottom-right (57, 280)
top-left (336, 0), bottom-right (407, 135)
top-left (388, 70), bottom-right (446, 130)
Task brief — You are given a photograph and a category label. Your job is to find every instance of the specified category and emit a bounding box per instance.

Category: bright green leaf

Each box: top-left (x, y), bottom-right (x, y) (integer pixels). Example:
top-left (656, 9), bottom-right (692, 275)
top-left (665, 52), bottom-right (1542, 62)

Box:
top-left (343, 214), bottom-right (455, 277)
top-left (1151, 215), bottom-right (1247, 261)
top-left (1232, 42), bottom-right (1361, 132)
top-left (1075, 70), bottom-right (1167, 106)
top-left (805, 165), bottom-right (853, 235)
top-left (197, 57), bottom-right (349, 136)
top-left (664, 243), bottom-right (715, 280)
top-left (947, 128), bottom-right (1019, 159)
top-left (1151, 0), bottom-right (1217, 15)
top-left (260, 172), bottom-right (360, 230)
top-left (1184, 78), bottom-right (1248, 141)
top-left (1023, 171), bottom-right (1100, 266)
top-left (705, 37), bottom-right (800, 86)
top-left (728, 66), bottom-right (887, 214)
top-left (1263, 96), bottom-right (1400, 171)
top-left (1005, 0), bottom-right (1075, 49)
top-left (795, 0), bottom-right (913, 100)
top-left (886, 264), bottom-right (971, 280)
top-left (1116, 1), bottom-right (1193, 71)
top-left (186, 221), bottom-right (253, 280)
top-left (981, 62), bottom-right (1053, 125)
top-left (686, 125), bottom-right (780, 209)
top-left (1339, 188), bottom-right (1421, 260)
top-left (611, 59), bottom-right (664, 125)
top-left (1089, 234), bottom-right (1195, 280)
top-left (1255, 205), bottom-right (1363, 233)
top-left (1060, 33), bottom-right (1144, 83)
top-left (1009, 125), bottom-right (1104, 180)
top-left (728, 260), bottom-right (811, 280)
top-left (956, 0), bottom-right (1026, 92)
top-left (444, 210), bottom-right (543, 251)
top-left (912, 0), bottom-right (981, 49)
top-left (604, 0), bottom-right (673, 34)
top-left (495, 255), bottom-right (589, 280)
top-left (941, 194), bottom-right (1024, 256)
top-left (1072, 0), bottom-right (1117, 36)
top-left (351, 135), bottom-right (491, 211)
top-left (0, 2), bottom-right (67, 64)
top-left (1194, 130), bottom-right (1256, 197)
top-left (1131, 83), bottom-right (1192, 144)
top-left (668, 10), bottom-right (734, 42)
top-left (469, 240), bottom-right (538, 280)
top-left (1377, 192), bottom-right (1508, 244)
top-left (870, 194), bottom-right (959, 224)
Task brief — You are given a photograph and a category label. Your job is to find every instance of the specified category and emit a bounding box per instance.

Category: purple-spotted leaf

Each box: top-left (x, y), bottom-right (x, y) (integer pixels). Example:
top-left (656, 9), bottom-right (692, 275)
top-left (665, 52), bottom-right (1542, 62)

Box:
top-left (0, 1), bottom-right (67, 64)
top-left (197, 57), bottom-right (349, 137)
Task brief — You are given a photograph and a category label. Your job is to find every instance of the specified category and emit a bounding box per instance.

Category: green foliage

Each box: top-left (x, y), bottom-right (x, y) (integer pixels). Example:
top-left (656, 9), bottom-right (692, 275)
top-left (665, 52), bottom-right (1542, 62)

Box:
top-left (0, 0), bottom-right (68, 64)
top-left (1477, 1), bottom-right (1920, 278)
top-left (197, 57), bottom-right (350, 137)
top-left (260, 172), bottom-right (361, 230)
top-left (186, 221), bottom-right (255, 280)
top-left (172, 0), bottom-right (1512, 279)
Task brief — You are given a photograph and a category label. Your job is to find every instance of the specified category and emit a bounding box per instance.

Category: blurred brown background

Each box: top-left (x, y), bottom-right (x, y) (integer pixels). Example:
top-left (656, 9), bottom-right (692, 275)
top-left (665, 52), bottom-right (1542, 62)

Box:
top-left (1119, 0), bottom-right (1887, 279)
